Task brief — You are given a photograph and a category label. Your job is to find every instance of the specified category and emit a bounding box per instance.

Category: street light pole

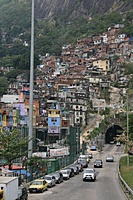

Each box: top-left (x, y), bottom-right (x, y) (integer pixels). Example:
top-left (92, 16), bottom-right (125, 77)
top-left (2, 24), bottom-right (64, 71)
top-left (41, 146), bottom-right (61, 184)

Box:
top-left (28, 0), bottom-right (34, 158)
top-left (76, 125), bottom-right (79, 158)
top-left (126, 93), bottom-right (129, 166)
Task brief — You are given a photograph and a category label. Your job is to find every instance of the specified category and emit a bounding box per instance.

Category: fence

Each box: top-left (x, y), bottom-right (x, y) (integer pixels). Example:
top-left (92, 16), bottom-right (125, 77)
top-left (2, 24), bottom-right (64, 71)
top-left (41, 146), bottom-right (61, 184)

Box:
top-left (22, 153), bottom-right (77, 183)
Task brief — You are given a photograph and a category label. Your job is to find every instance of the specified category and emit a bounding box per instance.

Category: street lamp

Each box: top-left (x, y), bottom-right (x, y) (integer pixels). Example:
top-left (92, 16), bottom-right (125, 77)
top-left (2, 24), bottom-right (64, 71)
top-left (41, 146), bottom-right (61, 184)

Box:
top-left (76, 124), bottom-right (80, 157)
top-left (126, 93), bottom-right (129, 166)
top-left (28, 0), bottom-right (34, 158)
top-left (76, 132), bottom-right (79, 158)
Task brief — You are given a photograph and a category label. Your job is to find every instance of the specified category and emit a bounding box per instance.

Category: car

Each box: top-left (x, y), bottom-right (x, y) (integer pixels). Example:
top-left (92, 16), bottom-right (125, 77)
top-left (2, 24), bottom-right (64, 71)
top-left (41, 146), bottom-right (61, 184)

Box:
top-left (16, 186), bottom-right (28, 200)
top-left (106, 154), bottom-right (114, 162)
top-left (116, 141), bottom-right (121, 146)
top-left (87, 153), bottom-right (93, 159)
top-left (90, 145), bottom-right (96, 151)
top-left (78, 155), bottom-right (90, 163)
top-left (78, 155), bottom-right (86, 163)
top-left (83, 168), bottom-right (96, 181)
top-left (94, 159), bottom-right (103, 168)
top-left (76, 163), bottom-right (83, 172)
top-left (110, 140), bottom-right (114, 144)
top-left (29, 179), bottom-right (48, 193)
top-left (78, 159), bottom-right (88, 168)
top-left (69, 165), bottom-right (79, 175)
top-left (44, 175), bottom-right (56, 187)
top-left (65, 167), bottom-right (75, 177)
top-left (52, 172), bottom-right (63, 184)
top-left (60, 169), bottom-right (70, 180)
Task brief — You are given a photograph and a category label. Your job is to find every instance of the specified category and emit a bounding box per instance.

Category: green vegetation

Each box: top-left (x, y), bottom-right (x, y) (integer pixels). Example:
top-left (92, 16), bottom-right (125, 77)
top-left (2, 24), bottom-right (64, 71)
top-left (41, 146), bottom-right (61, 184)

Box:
top-left (0, 77), bottom-right (8, 96)
top-left (0, 1), bottom-right (132, 96)
top-left (0, 1), bottom-right (132, 61)
top-left (119, 156), bottom-right (133, 199)
top-left (0, 128), bottom-right (30, 169)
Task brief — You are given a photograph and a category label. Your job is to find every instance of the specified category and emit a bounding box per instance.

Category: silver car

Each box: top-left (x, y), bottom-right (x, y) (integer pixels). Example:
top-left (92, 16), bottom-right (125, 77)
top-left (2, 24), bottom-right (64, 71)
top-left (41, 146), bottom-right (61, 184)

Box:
top-left (44, 175), bottom-right (56, 187)
top-left (106, 154), bottom-right (114, 162)
top-left (60, 169), bottom-right (70, 180)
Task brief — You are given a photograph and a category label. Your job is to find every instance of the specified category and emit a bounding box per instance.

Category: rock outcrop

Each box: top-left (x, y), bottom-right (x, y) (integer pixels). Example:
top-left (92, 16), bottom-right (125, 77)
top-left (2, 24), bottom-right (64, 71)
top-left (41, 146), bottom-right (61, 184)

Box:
top-left (35, 0), bottom-right (133, 20)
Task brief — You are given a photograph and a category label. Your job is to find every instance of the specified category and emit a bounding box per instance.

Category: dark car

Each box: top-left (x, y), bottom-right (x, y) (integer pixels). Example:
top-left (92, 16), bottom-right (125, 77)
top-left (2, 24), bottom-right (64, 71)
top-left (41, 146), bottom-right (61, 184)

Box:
top-left (16, 186), bottom-right (28, 200)
top-left (52, 172), bottom-right (63, 184)
top-left (78, 159), bottom-right (88, 168)
top-left (76, 163), bottom-right (83, 172)
top-left (69, 165), bottom-right (79, 175)
top-left (65, 167), bottom-right (75, 177)
top-left (94, 159), bottom-right (103, 168)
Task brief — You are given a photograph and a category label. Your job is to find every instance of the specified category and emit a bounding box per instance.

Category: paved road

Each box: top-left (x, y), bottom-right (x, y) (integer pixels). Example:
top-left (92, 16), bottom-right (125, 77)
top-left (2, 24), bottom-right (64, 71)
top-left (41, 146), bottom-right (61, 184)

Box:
top-left (28, 144), bottom-right (127, 200)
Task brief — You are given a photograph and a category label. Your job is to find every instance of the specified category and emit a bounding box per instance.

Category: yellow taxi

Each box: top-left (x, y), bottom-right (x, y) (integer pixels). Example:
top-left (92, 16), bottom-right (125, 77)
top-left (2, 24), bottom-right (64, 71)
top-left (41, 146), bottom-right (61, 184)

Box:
top-left (29, 179), bottom-right (48, 193)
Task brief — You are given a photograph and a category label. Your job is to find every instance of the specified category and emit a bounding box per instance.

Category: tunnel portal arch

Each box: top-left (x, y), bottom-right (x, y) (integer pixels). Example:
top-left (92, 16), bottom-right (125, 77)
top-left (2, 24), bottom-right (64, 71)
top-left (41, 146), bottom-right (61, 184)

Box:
top-left (105, 124), bottom-right (123, 144)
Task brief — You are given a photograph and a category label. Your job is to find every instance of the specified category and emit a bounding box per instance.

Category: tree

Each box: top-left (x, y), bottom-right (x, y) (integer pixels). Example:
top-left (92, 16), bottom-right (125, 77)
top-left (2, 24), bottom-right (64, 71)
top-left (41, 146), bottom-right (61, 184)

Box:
top-left (0, 77), bottom-right (8, 97)
top-left (0, 128), bottom-right (31, 170)
top-left (5, 69), bottom-right (20, 81)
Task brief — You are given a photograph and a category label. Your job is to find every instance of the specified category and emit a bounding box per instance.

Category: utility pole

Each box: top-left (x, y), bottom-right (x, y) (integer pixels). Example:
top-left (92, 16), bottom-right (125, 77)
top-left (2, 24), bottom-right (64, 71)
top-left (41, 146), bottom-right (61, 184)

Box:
top-left (76, 127), bottom-right (78, 158)
top-left (28, 0), bottom-right (34, 158)
top-left (127, 93), bottom-right (129, 166)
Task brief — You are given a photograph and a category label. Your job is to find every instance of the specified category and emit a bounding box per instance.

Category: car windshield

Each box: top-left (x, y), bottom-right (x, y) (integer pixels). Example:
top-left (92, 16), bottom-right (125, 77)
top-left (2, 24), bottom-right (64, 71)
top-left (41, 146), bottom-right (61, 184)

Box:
top-left (107, 155), bottom-right (113, 157)
top-left (70, 166), bottom-right (75, 169)
top-left (45, 176), bottom-right (52, 180)
top-left (95, 160), bottom-right (102, 163)
top-left (61, 171), bottom-right (67, 174)
top-left (85, 169), bottom-right (94, 173)
top-left (32, 181), bottom-right (43, 185)
top-left (81, 161), bottom-right (86, 164)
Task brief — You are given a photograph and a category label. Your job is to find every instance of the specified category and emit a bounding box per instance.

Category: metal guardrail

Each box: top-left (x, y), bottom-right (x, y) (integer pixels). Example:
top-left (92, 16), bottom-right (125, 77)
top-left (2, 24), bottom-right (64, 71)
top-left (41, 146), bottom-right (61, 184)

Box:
top-left (118, 163), bottom-right (133, 197)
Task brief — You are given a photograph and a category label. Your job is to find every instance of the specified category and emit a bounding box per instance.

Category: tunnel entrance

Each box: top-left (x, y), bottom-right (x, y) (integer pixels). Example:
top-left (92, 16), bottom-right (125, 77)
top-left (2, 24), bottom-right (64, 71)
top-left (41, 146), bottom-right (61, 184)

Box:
top-left (105, 124), bottom-right (123, 144)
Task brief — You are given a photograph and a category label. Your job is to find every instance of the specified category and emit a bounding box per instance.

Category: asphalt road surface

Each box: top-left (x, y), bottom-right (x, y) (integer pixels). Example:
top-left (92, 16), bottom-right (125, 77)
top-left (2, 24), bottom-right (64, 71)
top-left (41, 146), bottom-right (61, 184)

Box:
top-left (28, 144), bottom-right (127, 200)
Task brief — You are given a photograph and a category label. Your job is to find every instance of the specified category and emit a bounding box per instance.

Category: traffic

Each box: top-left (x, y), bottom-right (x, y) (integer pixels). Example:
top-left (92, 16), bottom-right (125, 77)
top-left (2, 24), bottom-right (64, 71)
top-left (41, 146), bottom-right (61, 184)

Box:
top-left (28, 143), bottom-right (127, 200)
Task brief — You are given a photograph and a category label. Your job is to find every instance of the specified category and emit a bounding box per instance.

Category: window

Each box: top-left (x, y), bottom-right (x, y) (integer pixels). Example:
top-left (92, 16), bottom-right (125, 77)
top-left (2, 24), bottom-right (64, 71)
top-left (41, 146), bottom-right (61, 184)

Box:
top-left (64, 121), bottom-right (67, 125)
top-left (51, 118), bottom-right (57, 122)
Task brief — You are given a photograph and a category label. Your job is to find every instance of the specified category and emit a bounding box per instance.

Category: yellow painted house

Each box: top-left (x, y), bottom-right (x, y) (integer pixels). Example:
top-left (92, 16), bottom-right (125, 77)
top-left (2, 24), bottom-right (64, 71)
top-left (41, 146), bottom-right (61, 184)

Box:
top-left (48, 109), bottom-right (61, 118)
top-left (92, 58), bottom-right (110, 74)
